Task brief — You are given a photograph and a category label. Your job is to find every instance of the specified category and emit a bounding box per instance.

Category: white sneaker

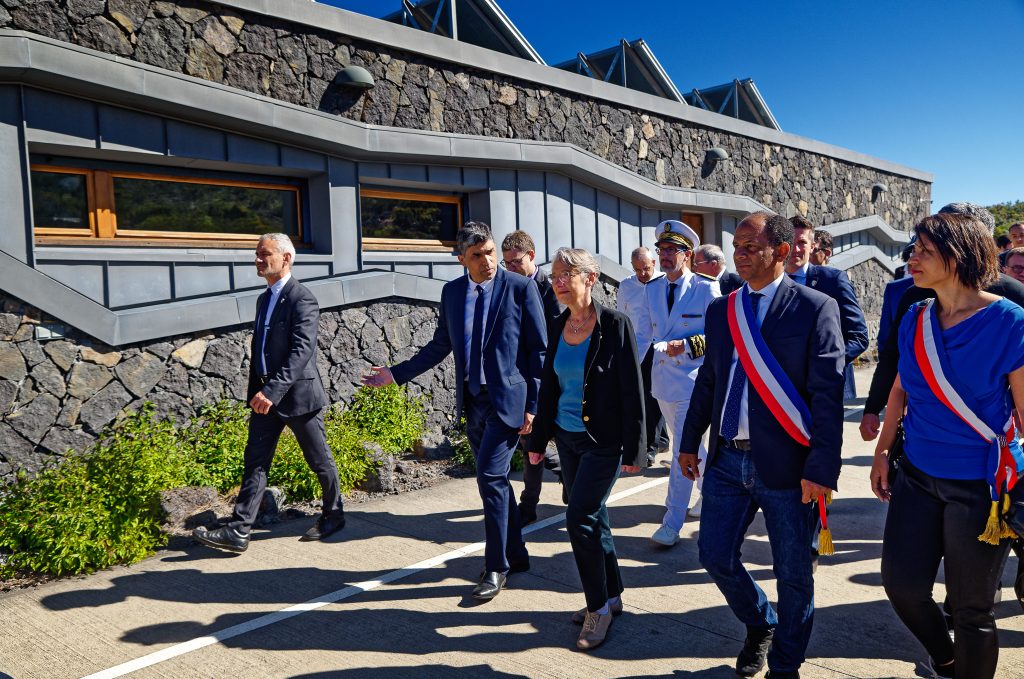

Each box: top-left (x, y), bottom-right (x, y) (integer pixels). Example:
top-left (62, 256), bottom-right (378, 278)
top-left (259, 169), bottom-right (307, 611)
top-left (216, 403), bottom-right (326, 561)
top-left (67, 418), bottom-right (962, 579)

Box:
top-left (651, 524), bottom-right (680, 547)
top-left (687, 496), bottom-right (702, 519)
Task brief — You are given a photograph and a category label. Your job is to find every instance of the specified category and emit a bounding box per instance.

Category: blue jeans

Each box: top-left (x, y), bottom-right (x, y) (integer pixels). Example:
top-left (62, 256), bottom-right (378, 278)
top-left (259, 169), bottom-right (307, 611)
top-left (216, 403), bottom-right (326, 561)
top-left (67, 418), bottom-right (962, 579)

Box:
top-left (698, 445), bottom-right (817, 673)
top-left (465, 387), bottom-right (528, 573)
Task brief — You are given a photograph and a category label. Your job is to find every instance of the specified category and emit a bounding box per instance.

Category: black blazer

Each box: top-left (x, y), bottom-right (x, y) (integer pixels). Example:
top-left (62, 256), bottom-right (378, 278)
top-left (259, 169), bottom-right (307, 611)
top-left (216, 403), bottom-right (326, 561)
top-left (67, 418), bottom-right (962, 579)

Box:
top-left (533, 268), bottom-right (563, 328)
top-left (680, 276), bottom-right (845, 490)
top-left (528, 301), bottom-right (646, 467)
top-left (718, 272), bottom-right (744, 295)
top-left (248, 277), bottom-right (329, 418)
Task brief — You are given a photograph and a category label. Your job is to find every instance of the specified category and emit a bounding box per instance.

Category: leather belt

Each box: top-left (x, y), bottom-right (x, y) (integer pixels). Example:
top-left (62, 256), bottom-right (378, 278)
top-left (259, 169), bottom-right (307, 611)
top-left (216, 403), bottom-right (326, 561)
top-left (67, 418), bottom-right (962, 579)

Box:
top-left (720, 437), bottom-right (752, 451)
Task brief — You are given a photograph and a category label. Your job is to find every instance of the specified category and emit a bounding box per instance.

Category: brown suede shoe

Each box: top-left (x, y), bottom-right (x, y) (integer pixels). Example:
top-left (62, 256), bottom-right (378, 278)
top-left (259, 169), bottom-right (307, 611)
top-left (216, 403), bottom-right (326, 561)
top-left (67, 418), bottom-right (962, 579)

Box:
top-left (576, 611), bottom-right (613, 650)
top-left (571, 598), bottom-right (623, 624)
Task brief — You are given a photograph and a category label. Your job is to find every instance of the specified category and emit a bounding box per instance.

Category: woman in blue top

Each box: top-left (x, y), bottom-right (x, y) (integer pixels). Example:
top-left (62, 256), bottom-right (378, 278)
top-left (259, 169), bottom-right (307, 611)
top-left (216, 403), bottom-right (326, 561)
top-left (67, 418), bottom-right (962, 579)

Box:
top-left (528, 247), bottom-right (645, 651)
top-left (870, 212), bottom-right (1024, 679)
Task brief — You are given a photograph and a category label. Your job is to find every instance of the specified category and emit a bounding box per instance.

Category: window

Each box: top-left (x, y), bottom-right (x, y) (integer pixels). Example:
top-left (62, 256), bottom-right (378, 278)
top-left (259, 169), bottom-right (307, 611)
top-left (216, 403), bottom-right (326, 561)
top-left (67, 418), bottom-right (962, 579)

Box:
top-left (31, 163), bottom-right (302, 247)
top-left (360, 187), bottom-right (463, 251)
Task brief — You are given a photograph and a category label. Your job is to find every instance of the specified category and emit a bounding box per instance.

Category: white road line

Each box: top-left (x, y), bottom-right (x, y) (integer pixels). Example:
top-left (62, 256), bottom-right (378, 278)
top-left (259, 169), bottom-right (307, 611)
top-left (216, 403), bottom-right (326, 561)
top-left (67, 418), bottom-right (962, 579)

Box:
top-left (82, 476), bottom-right (669, 679)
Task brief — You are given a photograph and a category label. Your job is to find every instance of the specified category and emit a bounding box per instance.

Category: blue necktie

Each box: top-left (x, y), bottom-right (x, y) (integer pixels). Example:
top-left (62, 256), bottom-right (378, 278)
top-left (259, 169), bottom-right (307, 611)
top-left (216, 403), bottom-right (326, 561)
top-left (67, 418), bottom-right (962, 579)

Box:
top-left (468, 284), bottom-right (485, 396)
top-left (721, 292), bottom-right (762, 440)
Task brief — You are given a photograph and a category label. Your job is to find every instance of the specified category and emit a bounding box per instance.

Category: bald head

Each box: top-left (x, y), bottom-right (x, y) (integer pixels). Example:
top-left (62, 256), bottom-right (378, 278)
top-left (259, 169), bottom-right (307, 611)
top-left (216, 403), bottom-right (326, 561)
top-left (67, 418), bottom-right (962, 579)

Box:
top-left (631, 247), bottom-right (658, 284)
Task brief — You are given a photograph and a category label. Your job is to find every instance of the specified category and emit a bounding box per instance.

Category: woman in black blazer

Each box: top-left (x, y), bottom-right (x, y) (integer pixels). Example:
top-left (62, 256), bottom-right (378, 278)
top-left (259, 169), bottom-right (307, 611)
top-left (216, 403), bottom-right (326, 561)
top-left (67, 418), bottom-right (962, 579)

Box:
top-left (528, 247), bottom-right (645, 651)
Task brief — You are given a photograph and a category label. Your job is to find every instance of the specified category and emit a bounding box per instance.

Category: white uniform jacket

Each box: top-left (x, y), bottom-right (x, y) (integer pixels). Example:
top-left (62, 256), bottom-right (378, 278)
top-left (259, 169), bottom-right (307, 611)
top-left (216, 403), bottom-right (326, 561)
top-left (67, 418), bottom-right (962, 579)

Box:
top-left (633, 271), bottom-right (721, 403)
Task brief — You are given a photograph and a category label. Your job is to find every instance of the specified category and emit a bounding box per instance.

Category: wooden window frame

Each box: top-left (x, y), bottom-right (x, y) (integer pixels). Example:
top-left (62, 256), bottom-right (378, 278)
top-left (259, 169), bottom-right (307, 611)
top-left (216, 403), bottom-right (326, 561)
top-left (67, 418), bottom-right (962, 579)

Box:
top-left (360, 187), bottom-right (463, 253)
top-left (31, 164), bottom-right (303, 248)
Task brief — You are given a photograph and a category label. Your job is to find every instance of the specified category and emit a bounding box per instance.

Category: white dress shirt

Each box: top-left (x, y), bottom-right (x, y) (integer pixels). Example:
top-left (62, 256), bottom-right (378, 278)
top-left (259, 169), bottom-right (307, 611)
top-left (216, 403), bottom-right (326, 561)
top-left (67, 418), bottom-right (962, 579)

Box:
top-left (720, 273), bottom-right (785, 439)
top-left (463, 274), bottom-right (495, 386)
top-left (258, 272), bottom-right (291, 375)
top-left (616, 271), bottom-right (664, 331)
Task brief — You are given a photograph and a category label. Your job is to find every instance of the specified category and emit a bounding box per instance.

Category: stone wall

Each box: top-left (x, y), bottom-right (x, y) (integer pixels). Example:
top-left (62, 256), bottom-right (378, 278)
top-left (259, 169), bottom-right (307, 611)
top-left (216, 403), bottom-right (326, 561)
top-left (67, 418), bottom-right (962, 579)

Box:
top-left (845, 258), bottom-right (893, 359)
top-left (0, 0), bottom-right (930, 227)
top-left (0, 290), bottom-right (454, 482)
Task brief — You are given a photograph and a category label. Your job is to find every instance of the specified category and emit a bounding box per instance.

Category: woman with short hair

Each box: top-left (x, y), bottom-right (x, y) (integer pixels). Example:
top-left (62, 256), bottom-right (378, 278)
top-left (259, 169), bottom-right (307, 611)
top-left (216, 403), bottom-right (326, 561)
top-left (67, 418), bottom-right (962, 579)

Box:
top-left (870, 212), bottom-right (1024, 678)
top-left (528, 247), bottom-right (645, 651)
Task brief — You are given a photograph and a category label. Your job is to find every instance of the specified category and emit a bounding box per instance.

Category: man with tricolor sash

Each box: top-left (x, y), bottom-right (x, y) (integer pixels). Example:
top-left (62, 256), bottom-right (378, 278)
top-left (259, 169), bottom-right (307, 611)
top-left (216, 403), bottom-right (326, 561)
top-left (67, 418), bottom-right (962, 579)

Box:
top-left (679, 212), bottom-right (845, 679)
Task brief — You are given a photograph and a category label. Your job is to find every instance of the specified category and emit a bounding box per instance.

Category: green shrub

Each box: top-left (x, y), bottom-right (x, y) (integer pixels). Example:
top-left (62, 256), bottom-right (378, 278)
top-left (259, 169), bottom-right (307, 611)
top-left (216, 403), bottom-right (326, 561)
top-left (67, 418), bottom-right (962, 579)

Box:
top-left (178, 401), bottom-right (250, 493)
top-left (342, 385), bottom-right (425, 455)
top-left (446, 418), bottom-right (523, 472)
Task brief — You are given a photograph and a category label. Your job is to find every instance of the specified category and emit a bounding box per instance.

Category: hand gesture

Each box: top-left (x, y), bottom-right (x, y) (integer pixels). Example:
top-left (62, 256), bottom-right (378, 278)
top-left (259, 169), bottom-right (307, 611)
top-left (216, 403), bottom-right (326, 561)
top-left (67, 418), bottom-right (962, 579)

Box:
top-left (249, 391), bottom-right (273, 415)
top-left (859, 413), bottom-right (881, 441)
top-left (362, 366), bottom-right (395, 388)
top-left (678, 452), bottom-right (701, 480)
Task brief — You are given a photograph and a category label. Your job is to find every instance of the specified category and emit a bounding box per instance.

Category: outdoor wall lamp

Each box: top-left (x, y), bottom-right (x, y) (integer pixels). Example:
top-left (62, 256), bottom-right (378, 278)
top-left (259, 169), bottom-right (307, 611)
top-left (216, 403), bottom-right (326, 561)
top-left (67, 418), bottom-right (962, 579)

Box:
top-left (871, 182), bottom-right (888, 202)
top-left (705, 147), bottom-right (730, 163)
top-left (335, 65), bottom-right (376, 90)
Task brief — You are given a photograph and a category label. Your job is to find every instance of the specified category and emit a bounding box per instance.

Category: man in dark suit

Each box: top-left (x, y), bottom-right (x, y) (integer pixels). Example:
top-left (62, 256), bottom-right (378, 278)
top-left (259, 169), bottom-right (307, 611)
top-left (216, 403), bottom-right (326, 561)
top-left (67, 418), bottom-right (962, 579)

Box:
top-left (679, 212), bottom-right (845, 679)
top-left (364, 222), bottom-right (547, 600)
top-left (694, 243), bottom-right (743, 294)
top-left (786, 216), bottom-right (868, 401)
top-left (500, 230), bottom-right (563, 525)
top-left (193, 233), bottom-right (345, 553)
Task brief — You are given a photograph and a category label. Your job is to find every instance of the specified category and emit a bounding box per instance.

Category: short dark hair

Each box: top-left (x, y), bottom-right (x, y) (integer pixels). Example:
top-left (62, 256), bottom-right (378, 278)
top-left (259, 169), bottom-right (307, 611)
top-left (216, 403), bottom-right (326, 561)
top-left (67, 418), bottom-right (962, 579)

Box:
top-left (789, 215), bottom-right (814, 232)
top-left (913, 213), bottom-right (998, 290)
top-left (456, 221), bottom-right (493, 255)
top-left (742, 211), bottom-right (793, 263)
top-left (996, 234), bottom-right (1011, 249)
top-left (814, 230), bottom-right (833, 251)
top-left (1001, 247), bottom-right (1024, 269)
top-left (501, 230), bottom-right (535, 253)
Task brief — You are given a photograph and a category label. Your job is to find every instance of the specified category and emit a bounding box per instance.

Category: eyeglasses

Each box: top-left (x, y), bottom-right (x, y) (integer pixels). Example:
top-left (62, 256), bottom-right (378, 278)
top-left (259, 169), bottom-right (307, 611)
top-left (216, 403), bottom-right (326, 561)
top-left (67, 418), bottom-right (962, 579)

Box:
top-left (500, 254), bottom-right (530, 269)
top-left (692, 259), bottom-right (709, 266)
top-left (655, 246), bottom-right (688, 256)
top-left (1009, 265), bottom-right (1024, 274)
top-left (551, 270), bottom-right (582, 285)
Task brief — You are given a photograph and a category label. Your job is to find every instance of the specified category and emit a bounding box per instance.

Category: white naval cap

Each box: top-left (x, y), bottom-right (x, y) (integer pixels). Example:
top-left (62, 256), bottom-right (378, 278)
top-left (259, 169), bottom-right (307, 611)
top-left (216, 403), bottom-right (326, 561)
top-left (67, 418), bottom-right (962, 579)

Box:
top-left (654, 219), bottom-right (700, 251)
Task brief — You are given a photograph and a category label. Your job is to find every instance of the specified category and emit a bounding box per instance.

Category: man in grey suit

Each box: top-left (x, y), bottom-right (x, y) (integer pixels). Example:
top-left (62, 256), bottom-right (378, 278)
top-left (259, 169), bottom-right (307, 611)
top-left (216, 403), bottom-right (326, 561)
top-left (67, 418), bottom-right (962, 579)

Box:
top-left (364, 222), bottom-right (547, 601)
top-left (193, 233), bottom-right (345, 553)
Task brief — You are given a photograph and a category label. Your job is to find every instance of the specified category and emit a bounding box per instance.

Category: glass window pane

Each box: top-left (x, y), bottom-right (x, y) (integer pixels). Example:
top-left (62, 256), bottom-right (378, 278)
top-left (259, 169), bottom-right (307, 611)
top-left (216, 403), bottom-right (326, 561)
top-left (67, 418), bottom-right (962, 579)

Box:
top-left (31, 171), bottom-right (90, 230)
top-left (361, 195), bottom-right (459, 241)
top-left (113, 177), bottom-right (298, 237)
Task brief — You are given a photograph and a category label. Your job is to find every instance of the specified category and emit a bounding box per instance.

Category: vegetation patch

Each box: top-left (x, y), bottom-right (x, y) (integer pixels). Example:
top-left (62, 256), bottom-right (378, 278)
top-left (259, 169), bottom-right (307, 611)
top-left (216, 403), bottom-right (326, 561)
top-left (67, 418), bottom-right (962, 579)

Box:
top-left (0, 387), bottom-right (425, 578)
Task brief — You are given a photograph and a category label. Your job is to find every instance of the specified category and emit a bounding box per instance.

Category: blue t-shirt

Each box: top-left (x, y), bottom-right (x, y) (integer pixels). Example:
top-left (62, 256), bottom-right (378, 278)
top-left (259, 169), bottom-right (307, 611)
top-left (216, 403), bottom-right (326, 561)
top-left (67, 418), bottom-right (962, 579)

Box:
top-left (898, 298), bottom-right (1024, 480)
top-left (554, 335), bottom-right (590, 433)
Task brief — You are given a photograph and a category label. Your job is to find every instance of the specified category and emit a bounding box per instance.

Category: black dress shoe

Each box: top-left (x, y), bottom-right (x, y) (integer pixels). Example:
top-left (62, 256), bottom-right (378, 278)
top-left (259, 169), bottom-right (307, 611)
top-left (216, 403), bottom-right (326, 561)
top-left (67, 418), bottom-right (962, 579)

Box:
top-left (765, 671), bottom-right (799, 679)
top-left (481, 555), bottom-right (529, 580)
top-left (472, 571), bottom-right (507, 600)
top-left (302, 513), bottom-right (346, 541)
top-left (519, 505), bottom-right (538, 526)
top-left (736, 626), bottom-right (774, 677)
top-left (193, 526), bottom-right (249, 553)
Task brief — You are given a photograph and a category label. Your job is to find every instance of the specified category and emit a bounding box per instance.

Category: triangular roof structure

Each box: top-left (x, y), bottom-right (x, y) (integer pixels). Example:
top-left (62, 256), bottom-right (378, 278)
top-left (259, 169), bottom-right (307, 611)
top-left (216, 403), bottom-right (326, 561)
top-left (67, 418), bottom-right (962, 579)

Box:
top-left (684, 79), bottom-right (780, 130)
top-left (382, 0), bottom-right (545, 64)
top-left (553, 39), bottom-right (684, 103)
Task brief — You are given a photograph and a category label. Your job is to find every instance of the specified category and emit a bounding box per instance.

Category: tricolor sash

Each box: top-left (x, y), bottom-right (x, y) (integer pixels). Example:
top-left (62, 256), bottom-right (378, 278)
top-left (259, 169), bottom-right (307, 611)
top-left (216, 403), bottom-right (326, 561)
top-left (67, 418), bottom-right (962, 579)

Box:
top-left (726, 288), bottom-right (812, 446)
top-left (912, 299), bottom-right (1022, 543)
top-left (726, 287), bottom-right (835, 553)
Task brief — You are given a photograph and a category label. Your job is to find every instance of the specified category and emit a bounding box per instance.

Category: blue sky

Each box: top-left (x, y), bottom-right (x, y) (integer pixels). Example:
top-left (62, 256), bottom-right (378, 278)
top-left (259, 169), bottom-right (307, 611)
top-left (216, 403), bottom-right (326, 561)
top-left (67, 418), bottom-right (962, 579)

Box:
top-left (320, 0), bottom-right (1024, 211)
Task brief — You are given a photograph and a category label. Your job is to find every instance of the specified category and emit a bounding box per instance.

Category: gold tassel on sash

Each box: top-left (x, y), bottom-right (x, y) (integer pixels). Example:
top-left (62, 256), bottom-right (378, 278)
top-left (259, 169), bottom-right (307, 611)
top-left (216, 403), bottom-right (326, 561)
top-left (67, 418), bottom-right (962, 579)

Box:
top-left (817, 494), bottom-right (835, 556)
top-left (978, 500), bottom-right (1004, 545)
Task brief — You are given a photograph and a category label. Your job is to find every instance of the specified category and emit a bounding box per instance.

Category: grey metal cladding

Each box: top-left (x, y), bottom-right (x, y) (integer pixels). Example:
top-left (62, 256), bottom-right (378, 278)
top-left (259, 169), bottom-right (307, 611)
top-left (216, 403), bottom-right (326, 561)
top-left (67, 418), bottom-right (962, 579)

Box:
top-left (107, 264), bottom-right (174, 308)
top-left (0, 85), bottom-right (29, 263)
top-left (226, 134), bottom-right (279, 167)
top-left (23, 88), bottom-right (97, 147)
top-left (35, 262), bottom-right (107, 304)
top-left (173, 264), bottom-right (234, 299)
top-left (99, 106), bottom-right (166, 155)
top-left (166, 120), bottom-right (227, 162)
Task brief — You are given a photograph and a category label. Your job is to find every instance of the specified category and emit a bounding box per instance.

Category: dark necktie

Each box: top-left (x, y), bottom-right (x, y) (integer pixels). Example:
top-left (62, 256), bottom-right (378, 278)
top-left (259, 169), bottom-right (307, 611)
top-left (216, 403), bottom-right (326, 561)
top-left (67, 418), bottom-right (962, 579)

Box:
top-left (468, 284), bottom-right (485, 396)
top-left (721, 292), bottom-right (763, 440)
top-left (667, 282), bottom-right (677, 313)
top-left (254, 293), bottom-right (270, 376)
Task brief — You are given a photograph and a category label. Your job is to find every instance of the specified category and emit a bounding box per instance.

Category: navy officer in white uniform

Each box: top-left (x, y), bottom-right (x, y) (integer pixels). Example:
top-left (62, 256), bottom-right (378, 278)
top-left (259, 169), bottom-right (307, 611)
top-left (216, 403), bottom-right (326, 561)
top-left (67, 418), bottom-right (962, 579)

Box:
top-left (633, 220), bottom-right (721, 546)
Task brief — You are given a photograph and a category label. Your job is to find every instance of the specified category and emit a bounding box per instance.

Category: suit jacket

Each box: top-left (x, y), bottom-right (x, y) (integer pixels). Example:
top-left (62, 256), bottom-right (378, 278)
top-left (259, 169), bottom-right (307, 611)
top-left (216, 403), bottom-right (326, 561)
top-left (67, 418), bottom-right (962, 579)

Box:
top-left (633, 271), bottom-right (720, 403)
top-left (528, 302), bottom-right (646, 467)
top-left (247, 277), bottom-right (329, 418)
top-left (718, 271), bottom-right (744, 295)
top-left (804, 265), bottom-right (869, 365)
top-left (680, 276), bottom-right (845, 490)
top-left (877, 276), bottom-right (915, 349)
top-left (533, 268), bottom-right (563, 329)
top-left (864, 273), bottom-right (1024, 415)
top-left (390, 267), bottom-right (547, 429)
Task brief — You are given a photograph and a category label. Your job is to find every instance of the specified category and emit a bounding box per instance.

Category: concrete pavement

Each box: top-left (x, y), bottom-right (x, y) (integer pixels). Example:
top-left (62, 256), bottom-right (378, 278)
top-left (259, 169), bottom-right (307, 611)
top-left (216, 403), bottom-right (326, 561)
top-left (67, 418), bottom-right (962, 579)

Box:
top-left (2, 369), bottom-right (1024, 678)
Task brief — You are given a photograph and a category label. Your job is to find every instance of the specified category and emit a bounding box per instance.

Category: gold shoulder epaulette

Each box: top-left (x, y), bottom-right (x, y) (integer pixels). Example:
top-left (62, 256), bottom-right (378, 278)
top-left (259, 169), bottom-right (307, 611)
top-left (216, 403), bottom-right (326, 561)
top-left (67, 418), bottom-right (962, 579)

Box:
top-left (694, 272), bottom-right (716, 281)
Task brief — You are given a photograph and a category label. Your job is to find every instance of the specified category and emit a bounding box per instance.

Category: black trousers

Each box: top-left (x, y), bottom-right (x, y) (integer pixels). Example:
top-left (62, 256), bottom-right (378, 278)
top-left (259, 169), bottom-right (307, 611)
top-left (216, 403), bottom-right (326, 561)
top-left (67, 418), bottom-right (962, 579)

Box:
top-left (228, 408), bottom-right (343, 535)
top-left (642, 347), bottom-right (668, 457)
top-left (519, 441), bottom-right (561, 511)
top-left (555, 427), bottom-right (624, 612)
top-left (881, 458), bottom-right (1012, 678)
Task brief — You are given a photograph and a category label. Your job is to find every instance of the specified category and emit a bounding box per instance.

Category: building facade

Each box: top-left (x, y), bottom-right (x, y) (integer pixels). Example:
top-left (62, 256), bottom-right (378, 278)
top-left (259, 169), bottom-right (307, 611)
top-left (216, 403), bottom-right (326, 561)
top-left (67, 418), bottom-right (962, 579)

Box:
top-left (0, 0), bottom-right (931, 478)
